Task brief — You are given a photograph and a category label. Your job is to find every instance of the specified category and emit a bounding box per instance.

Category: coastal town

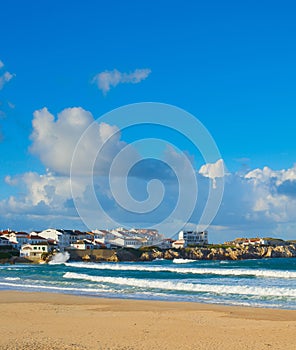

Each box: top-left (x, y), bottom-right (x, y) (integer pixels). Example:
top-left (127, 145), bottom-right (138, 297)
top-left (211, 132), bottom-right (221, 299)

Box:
top-left (0, 227), bottom-right (206, 261)
top-left (1, 227), bottom-right (296, 263)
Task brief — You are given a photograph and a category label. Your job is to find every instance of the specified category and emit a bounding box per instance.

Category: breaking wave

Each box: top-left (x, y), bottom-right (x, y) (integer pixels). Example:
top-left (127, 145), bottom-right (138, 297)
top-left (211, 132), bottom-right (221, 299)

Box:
top-left (4, 277), bottom-right (20, 281)
top-left (49, 252), bottom-right (70, 265)
top-left (173, 259), bottom-right (196, 264)
top-left (65, 262), bottom-right (296, 279)
top-left (0, 280), bottom-right (112, 294)
top-left (63, 272), bottom-right (296, 298)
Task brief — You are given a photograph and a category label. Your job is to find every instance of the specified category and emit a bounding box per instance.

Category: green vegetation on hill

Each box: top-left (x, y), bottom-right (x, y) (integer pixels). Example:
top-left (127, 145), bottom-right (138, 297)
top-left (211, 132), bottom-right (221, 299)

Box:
top-left (0, 248), bottom-right (19, 261)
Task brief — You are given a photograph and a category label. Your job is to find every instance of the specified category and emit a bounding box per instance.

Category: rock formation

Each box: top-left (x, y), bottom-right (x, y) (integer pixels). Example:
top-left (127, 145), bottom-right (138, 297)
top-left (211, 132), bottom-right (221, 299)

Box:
top-left (138, 244), bottom-right (296, 262)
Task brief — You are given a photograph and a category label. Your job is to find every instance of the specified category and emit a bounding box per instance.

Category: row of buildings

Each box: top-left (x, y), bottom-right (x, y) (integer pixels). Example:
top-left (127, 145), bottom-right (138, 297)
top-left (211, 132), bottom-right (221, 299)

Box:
top-left (0, 228), bottom-right (209, 260)
top-left (225, 237), bottom-right (291, 247)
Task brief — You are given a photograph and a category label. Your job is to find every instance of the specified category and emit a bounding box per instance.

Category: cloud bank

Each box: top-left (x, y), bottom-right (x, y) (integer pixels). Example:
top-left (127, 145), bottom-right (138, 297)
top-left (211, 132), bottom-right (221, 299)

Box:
top-left (93, 68), bottom-right (151, 94)
top-left (1, 106), bottom-right (296, 241)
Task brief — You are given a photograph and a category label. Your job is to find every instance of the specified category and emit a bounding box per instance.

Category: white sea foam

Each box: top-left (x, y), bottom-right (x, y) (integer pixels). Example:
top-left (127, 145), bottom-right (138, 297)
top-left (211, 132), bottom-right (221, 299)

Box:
top-left (49, 252), bottom-right (70, 265)
top-left (4, 277), bottom-right (20, 281)
top-left (65, 262), bottom-right (296, 279)
top-left (173, 259), bottom-right (196, 264)
top-left (0, 281), bottom-right (112, 294)
top-left (63, 272), bottom-right (296, 298)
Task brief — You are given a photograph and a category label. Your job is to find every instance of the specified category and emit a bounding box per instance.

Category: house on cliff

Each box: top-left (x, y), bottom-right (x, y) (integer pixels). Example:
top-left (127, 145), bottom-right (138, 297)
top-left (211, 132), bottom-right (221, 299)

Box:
top-left (20, 242), bottom-right (56, 260)
top-left (178, 230), bottom-right (208, 247)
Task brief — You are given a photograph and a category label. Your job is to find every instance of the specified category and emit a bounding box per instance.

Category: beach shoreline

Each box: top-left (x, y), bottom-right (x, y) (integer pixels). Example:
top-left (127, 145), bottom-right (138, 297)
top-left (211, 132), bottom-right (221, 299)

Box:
top-left (0, 291), bottom-right (296, 350)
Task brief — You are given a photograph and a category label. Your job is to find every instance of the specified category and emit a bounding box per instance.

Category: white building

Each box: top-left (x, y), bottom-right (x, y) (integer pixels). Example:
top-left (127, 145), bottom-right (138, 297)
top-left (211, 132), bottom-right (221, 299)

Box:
top-left (91, 227), bottom-right (168, 250)
top-left (172, 239), bottom-right (185, 249)
top-left (110, 227), bottom-right (164, 248)
top-left (129, 228), bottom-right (164, 246)
top-left (156, 239), bottom-right (174, 250)
top-left (70, 239), bottom-right (100, 250)
top-left (63, 230), bottom-right (93, 245)
top-left (178, 230), bottom-right (208, 247)
top-left (38, 229), bottom-right (65, 247)
top-left (3, 232), bottom-right (29, 249)
top-left (0, 236), bottom-right (12, 247)
top-left (37, 229), bottom-right (92, 251)
top-left (29, 233), bottom-right (50, 245)
top-left (20, 242), bottom-right (51, 260)
top-left (108, 235), bottom-right (147, 249)
top-left (124, 237), bottom-right (147, 249)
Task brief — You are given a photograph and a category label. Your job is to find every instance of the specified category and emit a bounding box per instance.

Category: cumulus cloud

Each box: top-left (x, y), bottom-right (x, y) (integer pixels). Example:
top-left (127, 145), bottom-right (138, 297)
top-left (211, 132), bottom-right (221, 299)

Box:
top-left (204, 164), bottom-right (296, 240)
top-left (199, 159), bottom-right (226, 189)
top-left (93, 68), bottom-right (151, 94)
top-left (30, 107), bottom-right (126, 175)
top-left (3, 153), bottom-right (296, 239)
top-left (2, 108), bottom-right (203, 233)
top-left (2, 105), bottom-right (296, 240)
top-left (242, 165), bottom-right (296, 224)
top-left (5, 171), bottom-right (71, 209)
top-left (199, 159), bottom-right (225, 179)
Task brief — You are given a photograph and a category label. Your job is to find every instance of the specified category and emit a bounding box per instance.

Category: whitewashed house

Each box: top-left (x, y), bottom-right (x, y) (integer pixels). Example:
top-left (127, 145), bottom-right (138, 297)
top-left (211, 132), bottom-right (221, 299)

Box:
top-left (63, 230), bottom-right (92, 245)
top-left (172, 239), bottom-right (185, 249)
top-left (156, 239), bottom-right (174, 250)
top-left (29, 233), bottom-right (50, 245)
top-left (124, 237), bottom-right (147, 249)
top-left (38, 229), bottom-right (92, 250)
top-left (0, 236), bottom-right (12, 247)
top-left (70, 239), bottom-right (101, 250)
top-left (91, 227), bottom-right (167, 250)
top-left (91, 230), bottom-right (114, 245)
top-left (20, 242), bottom-right (50, 259)
top-left (92, 235), bottom-right (107, 246)
top-left (108, 229), bottom-right (148, 249)
top-left (38, 229), bottom-right (73, 250)
top-left (178, 230), bottom-right (208, 247)
top-left (109, 236), bottom-right (125, 248)
top-left (129, 228), bottom-right (164, 246)
top-left (4, 232), bottom-right (29, 249)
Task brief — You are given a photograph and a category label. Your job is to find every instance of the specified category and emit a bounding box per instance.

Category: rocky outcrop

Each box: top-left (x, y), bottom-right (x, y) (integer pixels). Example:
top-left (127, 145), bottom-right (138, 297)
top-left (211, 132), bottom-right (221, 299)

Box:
top-left (0, 256), bottom-right (33, 264)
top-left (67, 249), bottom-right (119, 262)
top-left (4, 245), bottom-right (296, 265)
top-left (138, 244), bottom-right (296, 262)
top-left (55, 244), bottom-right (296, 263)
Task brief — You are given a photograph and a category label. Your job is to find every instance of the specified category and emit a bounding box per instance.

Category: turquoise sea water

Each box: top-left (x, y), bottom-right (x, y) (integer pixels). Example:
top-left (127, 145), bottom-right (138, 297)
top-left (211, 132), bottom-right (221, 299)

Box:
top-left (1, 257), bottom-right (296, 309)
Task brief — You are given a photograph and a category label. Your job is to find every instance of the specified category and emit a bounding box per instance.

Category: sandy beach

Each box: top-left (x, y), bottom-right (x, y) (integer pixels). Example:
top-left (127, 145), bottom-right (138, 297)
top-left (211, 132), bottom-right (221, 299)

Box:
top-left (0, 291), bottom-right (295, 349)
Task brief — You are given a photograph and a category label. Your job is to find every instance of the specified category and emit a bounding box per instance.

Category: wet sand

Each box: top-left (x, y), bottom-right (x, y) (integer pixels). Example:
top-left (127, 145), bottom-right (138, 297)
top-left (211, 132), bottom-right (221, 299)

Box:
top-left (0, 291), bottom-right (295, 349)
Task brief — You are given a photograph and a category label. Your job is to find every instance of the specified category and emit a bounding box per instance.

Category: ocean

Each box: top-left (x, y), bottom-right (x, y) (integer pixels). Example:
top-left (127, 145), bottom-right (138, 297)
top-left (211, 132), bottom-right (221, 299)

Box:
top-left (1, 255), bottom-right (296, 309)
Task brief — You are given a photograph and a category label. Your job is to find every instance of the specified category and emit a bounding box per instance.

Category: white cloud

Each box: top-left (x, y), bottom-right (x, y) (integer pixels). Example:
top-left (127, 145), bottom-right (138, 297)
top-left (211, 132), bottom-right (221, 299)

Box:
top-left (93, 68), bottom-right (151, 94)
top-left (7, 171), bottom-right (71, 208)
top-left (30, 107), bottom-right (125, 176)
top-left (199, 159), bottom-right (226, 189)
top-left (242, 165), bottom-right (296, 224)
top-left (245, 165), bottom-right (296, 185)
top-left (0, 60), bottom-right (4, 69)
top-left (0, 71), bottom-right (14, 90)
top-left (3, 153), bottom-right (296, 239)
top-left (3, 105), bottom-right (296, 240)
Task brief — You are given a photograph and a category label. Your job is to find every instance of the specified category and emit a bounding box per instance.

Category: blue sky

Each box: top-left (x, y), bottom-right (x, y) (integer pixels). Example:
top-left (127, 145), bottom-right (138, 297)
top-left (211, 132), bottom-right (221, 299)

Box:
top-left (0, 0), bottom-right (296, 241)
